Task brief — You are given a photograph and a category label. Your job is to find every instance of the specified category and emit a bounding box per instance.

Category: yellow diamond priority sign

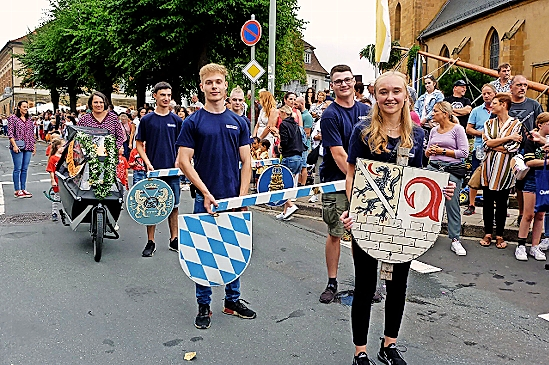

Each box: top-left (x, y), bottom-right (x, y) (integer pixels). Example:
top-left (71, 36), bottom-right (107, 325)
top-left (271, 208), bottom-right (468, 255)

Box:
top-left (242, 59), bottom-right (265, 83)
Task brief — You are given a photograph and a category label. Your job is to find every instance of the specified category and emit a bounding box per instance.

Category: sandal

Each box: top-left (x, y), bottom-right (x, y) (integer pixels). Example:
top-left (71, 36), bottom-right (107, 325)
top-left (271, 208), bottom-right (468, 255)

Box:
top-left (480, 234), bottom-right (492, 247)
top-left (496, 236), bottom-right (507, 249)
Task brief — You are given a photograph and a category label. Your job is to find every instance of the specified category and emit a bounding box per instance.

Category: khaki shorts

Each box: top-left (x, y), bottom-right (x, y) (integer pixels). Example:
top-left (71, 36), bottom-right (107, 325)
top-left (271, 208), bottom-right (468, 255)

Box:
top-left (322, 192), bottom-right (349, 238)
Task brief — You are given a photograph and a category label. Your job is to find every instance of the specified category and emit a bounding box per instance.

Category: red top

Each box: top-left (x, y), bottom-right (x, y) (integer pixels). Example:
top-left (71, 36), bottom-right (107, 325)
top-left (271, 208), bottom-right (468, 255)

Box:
top-left (128, 148), bottom-right (145, 171)
top-left (46, 155), bottom-right (61, 193)
top-left (117, 156), bottom-right (129, 188)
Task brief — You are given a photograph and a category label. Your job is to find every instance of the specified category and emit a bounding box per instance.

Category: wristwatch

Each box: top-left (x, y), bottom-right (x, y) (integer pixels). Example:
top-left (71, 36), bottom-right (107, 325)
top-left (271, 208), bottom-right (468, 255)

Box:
top-left (442, 149), bottom-right (447, 156)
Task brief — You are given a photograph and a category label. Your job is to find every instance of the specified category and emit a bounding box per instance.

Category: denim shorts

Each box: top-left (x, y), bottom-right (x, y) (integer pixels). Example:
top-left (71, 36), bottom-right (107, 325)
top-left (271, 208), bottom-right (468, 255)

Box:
top-left (159, 176), bottom-right (181, 207)
top-left (301, 150), bottom-right (309, 169)
top-left (522, 175), bottom-right (536, 193)
top-left (281, 155), bottom-right (302, 175)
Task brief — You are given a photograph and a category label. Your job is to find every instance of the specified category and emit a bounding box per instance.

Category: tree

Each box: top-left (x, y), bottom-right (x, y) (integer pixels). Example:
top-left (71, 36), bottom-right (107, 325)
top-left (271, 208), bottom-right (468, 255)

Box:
top-left (438, 67), bottom-right (494, 107)
top-left (359, 41), bottom-right (402, 72)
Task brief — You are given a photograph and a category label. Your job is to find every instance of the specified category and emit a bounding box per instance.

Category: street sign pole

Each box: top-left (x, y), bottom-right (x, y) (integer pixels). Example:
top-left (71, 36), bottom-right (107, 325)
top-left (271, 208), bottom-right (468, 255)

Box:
top-left (250, 15), bottom-right (256, 131)
top-left (268, 0), bottom-right (276, 95)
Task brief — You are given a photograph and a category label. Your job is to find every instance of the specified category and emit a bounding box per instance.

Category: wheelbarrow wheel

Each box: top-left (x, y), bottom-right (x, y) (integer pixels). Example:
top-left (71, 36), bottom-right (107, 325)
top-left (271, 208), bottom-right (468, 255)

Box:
top-left (93, 209), bottom-right (104, 262)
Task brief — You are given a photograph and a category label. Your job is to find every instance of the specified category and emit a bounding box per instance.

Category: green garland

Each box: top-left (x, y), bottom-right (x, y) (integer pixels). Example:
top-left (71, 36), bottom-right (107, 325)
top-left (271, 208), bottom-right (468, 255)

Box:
top-left (75, 132), bottom-right (118, 200)
top-left (406, 45), bottom-right (421, 78)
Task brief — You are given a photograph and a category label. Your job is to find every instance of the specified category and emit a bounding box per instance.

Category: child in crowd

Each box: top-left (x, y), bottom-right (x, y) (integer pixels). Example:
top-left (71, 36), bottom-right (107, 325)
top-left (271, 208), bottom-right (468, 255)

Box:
top-left (251, 136), bottom-right (261, 160)
top-left (256, 139), bottom-right (271, 176)
top-left (128, 145), bottom-right (146, 185)
top-left (45, 131), bottom-right (61, 156)
top-left (116, 148), bottom-right (129, 191)
top-left (46, 138), bottom-right (65, 222)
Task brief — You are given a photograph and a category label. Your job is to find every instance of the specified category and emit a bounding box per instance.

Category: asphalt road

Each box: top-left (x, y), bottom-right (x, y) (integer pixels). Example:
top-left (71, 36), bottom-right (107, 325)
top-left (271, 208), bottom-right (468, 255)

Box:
top-left (1, 137), bottom-right (548, 365)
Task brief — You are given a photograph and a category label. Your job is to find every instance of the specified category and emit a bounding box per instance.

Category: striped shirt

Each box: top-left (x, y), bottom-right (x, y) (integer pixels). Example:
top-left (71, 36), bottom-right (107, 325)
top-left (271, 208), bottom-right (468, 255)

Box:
top-left (7, 114), bottom-right (36, 152)
top-left (77, 111), bottom-right (126, 148)
top-left (481, 117), bottom-right (522, 190)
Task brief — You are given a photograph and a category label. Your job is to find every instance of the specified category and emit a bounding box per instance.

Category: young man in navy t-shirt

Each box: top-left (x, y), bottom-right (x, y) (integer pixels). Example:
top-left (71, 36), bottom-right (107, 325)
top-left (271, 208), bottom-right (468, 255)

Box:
top-left (319, 65), bottom-right (370, 304)
top-left (176, 63), bottom-right (255, 330)
top-left (136, 81), bottom-right (183, 257)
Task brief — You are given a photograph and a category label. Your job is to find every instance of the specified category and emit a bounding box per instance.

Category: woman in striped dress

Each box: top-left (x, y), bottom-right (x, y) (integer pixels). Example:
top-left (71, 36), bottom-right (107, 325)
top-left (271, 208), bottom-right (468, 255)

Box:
top-left (480, 93), bottom-right (522, 249)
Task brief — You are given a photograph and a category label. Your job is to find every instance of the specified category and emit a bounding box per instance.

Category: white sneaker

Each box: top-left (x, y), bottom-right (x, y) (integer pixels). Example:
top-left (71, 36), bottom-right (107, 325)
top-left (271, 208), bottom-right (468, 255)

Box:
top-left (275, 212), bottom-right (285, 220)
top-left (308, 194), bottom-right (318, 203)
top-left (451, 239), bottom-right (466, 256)
top-left (529, 245), bottom-right (547, 261)
top-left (538, 238), bottom-right (549, 251)
top-left (515, 245), bottom-right (528, 261)
top-left (283, 205), bottom-right (299, 220)
top-left (181, 184), bottom-right (190, 191)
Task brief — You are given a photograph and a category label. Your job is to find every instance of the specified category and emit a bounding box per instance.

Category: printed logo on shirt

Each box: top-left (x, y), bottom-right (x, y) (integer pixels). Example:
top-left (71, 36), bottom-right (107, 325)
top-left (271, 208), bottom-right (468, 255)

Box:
top-left (167, 124), bottom-right (176, 127)
top-left (358, 116), bottom-right (369, 121)
top-left (226, 124), bottom-right (238, 130)
top-left (540, 190), bottom-right (549, 196)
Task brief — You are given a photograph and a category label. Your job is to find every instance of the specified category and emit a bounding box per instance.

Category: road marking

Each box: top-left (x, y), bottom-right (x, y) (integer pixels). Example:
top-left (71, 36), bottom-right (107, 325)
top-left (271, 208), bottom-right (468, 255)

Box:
top-left (538, 313), bottom-right (549, 322)
top-left (410, 260), bottom-right (442, 274)
top-left (0, 182), bottom-right (4, 215)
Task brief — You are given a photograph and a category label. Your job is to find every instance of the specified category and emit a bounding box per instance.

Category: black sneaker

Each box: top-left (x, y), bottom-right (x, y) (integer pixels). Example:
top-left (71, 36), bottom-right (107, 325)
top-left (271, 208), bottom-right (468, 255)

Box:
top-left (222, 299), bottom-right (257, 319)
top-left (195, 304), bottom-right (212, 329)
top-left (52, 213), bottom-right (58, 222)
top-left (169, 237), bottom-right (178, 252)
top-left (463, 205), bottom-right (475, 216)
top-left (142, 240), bottom-right (156, 257)
top-left (377, 338), bottom-right (407, 365)
top-left (352, 352), bottom-right (375, 365)
top-left (319, 284), bottom-right (337, 304)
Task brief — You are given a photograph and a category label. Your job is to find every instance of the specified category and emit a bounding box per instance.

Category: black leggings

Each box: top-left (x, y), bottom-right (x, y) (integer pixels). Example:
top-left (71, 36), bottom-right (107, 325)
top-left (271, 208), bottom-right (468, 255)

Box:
top-left (482, 188), bottom-right (510, 237)
top-left (351, 239), bottom-right (411, 346)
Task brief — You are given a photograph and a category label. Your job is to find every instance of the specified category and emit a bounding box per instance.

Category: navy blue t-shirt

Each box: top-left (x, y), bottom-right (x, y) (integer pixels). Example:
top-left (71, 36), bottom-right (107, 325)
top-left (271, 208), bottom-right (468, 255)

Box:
top-left (136, 112), bottom-right (183, 169)
top-left (176, 108), bottom-right (252, 200)
top-left (347, 120), bottom-right (424, 168)
top-left (320, 101), bottom-right (371, 182)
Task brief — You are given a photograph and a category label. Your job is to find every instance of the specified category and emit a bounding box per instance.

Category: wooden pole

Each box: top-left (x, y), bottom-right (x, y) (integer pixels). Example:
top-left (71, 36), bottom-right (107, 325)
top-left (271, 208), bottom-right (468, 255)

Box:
top-left (417, 51), bottom-right (549, 95)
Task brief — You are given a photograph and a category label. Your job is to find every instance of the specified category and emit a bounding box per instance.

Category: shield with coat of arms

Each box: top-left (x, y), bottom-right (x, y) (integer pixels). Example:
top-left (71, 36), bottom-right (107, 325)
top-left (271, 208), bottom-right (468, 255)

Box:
top-left (178, 212), bottom-right (253, 287)
top-left (127, 178), bottom-right (175, 225)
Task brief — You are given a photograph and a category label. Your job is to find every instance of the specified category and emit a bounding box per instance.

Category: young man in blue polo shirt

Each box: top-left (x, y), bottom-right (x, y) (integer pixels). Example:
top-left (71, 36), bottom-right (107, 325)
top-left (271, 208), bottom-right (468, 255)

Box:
top-left (319, 65), bottom-right (370, 304)
top-left (136, 81), bottom-right (183, 257)
top-left (177, 63), bottom-right (255, 329)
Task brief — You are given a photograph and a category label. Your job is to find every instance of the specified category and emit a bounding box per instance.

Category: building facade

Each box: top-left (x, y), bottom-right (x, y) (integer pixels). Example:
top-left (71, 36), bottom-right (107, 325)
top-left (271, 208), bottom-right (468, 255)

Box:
top-left (389, 0), bottom-right (548, 106)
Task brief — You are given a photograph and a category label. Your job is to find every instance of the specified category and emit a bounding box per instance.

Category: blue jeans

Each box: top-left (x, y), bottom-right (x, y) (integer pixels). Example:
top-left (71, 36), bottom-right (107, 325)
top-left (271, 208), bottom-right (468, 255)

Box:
top-left (11, 150), bottom-right (32, 191)
top-left (281, 155), bottom-right (302, 175)
top-left (132, 170), bottom-right (146, 185)
top-left (193, 194), bottom-right (240, 305)
top-left (426, 163), bottom-right (462, 240)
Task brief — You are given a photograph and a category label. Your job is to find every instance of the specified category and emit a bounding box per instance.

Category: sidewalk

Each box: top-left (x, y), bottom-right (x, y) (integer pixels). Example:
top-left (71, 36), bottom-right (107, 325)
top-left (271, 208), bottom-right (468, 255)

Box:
top-left (264, 196), bottom-right (527, 242)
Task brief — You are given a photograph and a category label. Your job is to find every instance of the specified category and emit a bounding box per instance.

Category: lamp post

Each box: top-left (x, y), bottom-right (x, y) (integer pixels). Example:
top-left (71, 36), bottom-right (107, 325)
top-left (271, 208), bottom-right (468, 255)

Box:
top-left (267, 0), bottom-right (276, 94)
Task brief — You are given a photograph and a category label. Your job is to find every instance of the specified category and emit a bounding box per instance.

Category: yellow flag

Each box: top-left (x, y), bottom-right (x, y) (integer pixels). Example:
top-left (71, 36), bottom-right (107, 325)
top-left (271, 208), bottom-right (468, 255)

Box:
top-left (375, 0), bottom-right (391, 63)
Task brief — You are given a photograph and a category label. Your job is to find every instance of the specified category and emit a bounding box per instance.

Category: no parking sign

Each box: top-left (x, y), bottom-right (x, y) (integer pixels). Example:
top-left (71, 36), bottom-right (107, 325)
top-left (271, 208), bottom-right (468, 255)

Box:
top-left (241, 20), bottom-right (262, 46)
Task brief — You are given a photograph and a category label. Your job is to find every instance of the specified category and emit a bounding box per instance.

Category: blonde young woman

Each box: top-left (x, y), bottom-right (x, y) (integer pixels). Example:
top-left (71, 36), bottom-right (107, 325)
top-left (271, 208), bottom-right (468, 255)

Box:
top-left (253, 90), bottom-right (278, 157)
top-left (341, 71), bottom-right (455, 365)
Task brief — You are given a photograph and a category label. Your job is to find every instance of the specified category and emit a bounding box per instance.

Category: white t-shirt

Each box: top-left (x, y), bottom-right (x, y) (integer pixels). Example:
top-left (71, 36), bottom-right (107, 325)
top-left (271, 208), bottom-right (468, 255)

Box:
top-left (2, 118), bottom-right (7, 126)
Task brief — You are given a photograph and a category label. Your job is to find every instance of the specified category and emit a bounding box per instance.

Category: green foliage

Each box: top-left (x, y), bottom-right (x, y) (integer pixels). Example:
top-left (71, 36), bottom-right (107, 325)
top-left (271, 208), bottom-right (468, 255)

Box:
top-left (20, 0), bottom-right (307, 103)
top-left (438, 67), bottom-right (494, 106)
top-left (359, 41), bottom-right (401, 71)
top-left (406, 45), bottom-right (421, 78)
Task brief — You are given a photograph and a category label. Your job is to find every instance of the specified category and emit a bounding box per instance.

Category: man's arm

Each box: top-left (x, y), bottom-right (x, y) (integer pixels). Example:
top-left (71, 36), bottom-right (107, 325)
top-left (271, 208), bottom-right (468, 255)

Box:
top-left (466, 123), bottom-right (482, 137)
top-left (178, 146), bottom-right (218, 214)
top-left (136, 140), bottom-right (153, 171)
top-left (453, 105), bottom-right (472, 116)
top-left (331, 146), bottom-right (348, 175)
top-left (239, 145), bottom-right (252, 197)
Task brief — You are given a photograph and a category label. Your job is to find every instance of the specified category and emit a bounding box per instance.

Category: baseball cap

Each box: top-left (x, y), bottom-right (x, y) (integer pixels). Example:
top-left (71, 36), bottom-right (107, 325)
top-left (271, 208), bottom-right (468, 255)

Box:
top-left (453, 80), bottom-right (467, 87)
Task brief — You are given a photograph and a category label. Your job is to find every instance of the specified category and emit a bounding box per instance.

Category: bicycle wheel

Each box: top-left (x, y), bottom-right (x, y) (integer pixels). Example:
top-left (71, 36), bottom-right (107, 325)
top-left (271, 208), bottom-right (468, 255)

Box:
top-left (93, 209), bottom-right (104, 262)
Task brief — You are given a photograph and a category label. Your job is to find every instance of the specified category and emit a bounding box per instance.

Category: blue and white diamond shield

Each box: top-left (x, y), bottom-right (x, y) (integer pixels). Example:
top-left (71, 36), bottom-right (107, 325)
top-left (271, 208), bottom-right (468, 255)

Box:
top-left (178, 212), bottom-right (253, 287)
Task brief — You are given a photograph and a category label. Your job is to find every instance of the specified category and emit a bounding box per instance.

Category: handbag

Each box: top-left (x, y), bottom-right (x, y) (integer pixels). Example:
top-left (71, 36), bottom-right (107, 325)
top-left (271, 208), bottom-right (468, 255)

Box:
top-left (535, 154), bottom-right (549, 213)
top-left (307, 144), bottom-right (320, 165)
top-left (511, 154), bottom-right (529, 180)
top-left (15, 140), bottom-right (26, 149)
top-left (429, 161), bottom-right (468, 179)
top-left (468, 166), bottom-right (482, 190)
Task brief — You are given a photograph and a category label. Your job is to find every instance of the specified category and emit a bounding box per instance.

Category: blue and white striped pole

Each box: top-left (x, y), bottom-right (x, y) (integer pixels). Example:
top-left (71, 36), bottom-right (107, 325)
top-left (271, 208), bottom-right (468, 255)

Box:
top-left (213, 180), bottom-right (345, 212)
top-left (147, 158), bottom-right (280, 178)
